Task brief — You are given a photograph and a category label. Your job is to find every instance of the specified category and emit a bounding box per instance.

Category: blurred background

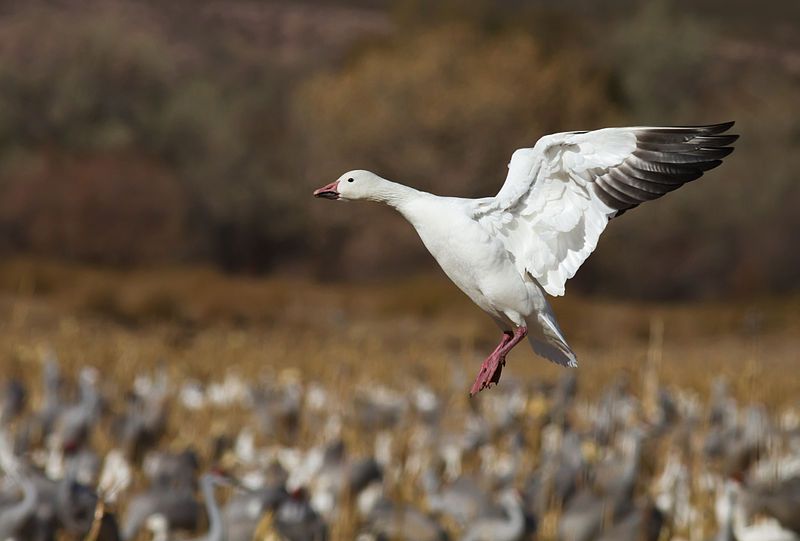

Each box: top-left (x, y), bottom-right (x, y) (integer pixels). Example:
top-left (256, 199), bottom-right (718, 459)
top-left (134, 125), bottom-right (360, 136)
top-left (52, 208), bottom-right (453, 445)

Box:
top-left (0, 1), bottom-right (798, 540)
top-left (0, 0), bottom-right (797, 297)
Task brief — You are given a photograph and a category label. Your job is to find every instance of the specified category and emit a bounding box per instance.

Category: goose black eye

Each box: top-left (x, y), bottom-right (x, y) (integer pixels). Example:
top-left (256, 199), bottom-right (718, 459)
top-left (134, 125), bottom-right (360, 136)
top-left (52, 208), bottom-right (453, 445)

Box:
top-left (347, 177), bottom-right (354, 183)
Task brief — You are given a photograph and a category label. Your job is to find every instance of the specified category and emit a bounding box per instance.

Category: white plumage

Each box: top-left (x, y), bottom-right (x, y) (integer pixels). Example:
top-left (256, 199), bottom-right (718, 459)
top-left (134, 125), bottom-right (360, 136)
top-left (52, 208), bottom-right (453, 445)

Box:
top-left (314, 122), bottom-right (737, 394)
top-left (476, 129), bottom-right (631, 296)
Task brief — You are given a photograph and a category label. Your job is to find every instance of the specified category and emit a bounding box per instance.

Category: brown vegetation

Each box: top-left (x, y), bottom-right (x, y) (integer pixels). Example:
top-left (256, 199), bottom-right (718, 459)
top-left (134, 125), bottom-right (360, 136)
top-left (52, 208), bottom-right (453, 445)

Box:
top-left (0, 0), bottom-right (797, 299)
top-left (0, 259), bottom-right (796, 539)
top-left (0, 153), bottom-right (188, 263)
top-left (0, 259), bottom-right (797, 408)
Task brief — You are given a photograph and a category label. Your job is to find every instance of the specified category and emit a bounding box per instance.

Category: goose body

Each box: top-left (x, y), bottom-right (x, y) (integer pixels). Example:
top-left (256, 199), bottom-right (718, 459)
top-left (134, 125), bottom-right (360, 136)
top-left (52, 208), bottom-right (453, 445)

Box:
top-left (399, 193), bottom-right (547, 330)
top-left (314, 122), bottom-right (737, 393)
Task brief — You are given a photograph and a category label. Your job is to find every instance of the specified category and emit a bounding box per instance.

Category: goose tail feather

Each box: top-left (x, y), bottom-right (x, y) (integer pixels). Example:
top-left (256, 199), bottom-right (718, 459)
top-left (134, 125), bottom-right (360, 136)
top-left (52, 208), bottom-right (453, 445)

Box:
top-left (527, 311), bottom-right (578, 368)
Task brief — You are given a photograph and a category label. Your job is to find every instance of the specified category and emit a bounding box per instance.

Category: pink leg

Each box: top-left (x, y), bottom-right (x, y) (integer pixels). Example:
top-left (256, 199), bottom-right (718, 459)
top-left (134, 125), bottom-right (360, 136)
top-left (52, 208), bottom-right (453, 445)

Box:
top-left (470, 327), bottom-right (528, 396)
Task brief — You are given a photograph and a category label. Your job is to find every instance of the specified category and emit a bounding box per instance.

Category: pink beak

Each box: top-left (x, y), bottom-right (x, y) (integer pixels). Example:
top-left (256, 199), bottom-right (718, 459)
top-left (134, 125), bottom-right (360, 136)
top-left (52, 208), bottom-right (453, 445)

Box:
top-left (313, 180), bottom-right (340, 200)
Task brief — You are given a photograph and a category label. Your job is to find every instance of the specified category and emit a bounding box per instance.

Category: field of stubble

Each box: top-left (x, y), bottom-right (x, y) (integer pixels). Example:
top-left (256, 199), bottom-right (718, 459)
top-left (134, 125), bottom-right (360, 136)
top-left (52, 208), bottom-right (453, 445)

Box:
top-left (0, 258), bottom-right (798, 540)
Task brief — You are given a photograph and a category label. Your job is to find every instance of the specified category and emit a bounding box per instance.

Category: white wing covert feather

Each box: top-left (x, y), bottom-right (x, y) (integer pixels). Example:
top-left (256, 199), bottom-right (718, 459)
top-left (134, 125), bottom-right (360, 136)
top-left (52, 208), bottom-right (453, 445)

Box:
top-left (475, 123), bottom-right (737, 296)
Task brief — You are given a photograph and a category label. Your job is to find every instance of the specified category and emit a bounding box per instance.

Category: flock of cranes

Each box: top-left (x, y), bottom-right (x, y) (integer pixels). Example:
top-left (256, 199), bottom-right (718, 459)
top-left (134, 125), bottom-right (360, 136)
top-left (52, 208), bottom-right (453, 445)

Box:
top-left (0, 352), bottom-right (797, 541)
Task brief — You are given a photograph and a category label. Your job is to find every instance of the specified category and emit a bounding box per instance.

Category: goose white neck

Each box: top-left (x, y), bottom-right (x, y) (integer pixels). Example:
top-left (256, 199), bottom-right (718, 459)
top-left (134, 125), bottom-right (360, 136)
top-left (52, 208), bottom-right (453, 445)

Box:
top-left (370, 178), bottom-right (424, 208)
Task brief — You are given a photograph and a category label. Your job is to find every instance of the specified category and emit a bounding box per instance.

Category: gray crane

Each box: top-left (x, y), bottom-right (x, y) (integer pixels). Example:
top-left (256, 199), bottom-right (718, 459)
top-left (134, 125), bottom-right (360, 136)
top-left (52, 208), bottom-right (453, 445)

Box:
top-left (121, 485), bottom-right (201, 540)
top-left (223, 482), bottom-right (287, 541)
top-left (460, 489), bottom-right (526, 541)
top-left (558, 430), bottom-right (642, 541)
top-left (0, 429), bottom-right (38, 538)
top-left (0, 471), bottom-right (38, 539)
top-left (743, 476), bottom-right (800, 534)
top-left (365, 499), bottom-right (445, 541)
top-left (594, 503), bottom-right (663, 541)
top-left (185, 473), bottom-right (231, 541)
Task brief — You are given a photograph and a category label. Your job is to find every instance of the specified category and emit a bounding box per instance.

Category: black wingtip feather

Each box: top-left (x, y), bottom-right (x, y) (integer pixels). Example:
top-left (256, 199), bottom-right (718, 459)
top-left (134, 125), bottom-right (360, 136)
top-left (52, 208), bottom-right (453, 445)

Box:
top-left (641, 121), bottom-right (734, 135)
top-left (621, 162), bottom-right (701, 184)
top-left (695, 134), bottom-right (739, 146)
top-left (596, 176), bottom-right (641, 207)
top-left (601, 122), bottom-right (736, 213)
top-left (628, 156), bottom-right (701, 177)
top-left (697, 120), bottom-right (735, 133)
top-left (693, 159), bottom-right (724, 172)
top-left (705, 146), bottom-right (734, 159)
top-left (632, 147), bottom-right (733, 164)
top-left (593, 182), bottom-right (634, 210)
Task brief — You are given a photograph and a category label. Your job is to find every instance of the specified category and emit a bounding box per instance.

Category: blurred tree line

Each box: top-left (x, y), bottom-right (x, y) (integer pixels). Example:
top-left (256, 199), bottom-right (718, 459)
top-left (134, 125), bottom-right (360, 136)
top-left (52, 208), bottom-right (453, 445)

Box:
top-left (0, 0), bottom-right (797, 298)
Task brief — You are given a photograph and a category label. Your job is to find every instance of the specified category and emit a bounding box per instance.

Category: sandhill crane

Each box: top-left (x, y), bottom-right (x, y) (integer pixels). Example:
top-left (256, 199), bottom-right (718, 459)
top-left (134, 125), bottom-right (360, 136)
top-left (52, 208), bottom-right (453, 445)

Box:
top-left (461, 489), bottom-right (526, 541)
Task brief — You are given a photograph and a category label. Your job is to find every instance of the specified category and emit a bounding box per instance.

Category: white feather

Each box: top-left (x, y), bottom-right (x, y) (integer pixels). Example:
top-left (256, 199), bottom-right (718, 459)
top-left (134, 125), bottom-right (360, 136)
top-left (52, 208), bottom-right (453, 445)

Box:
top-left (320, 122), bottom-right (734, 371)
top-left (475, 129), bottom-right (635, 296)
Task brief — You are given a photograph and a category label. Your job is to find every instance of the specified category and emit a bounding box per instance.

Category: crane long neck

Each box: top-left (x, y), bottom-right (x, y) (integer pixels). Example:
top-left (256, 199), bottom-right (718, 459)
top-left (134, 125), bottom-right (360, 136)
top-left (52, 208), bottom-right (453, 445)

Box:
top-left (504, 495), bottom-right (524, 532)
top-left (0, 476), bottom-right (38, 535)
top-left (202, 477), bottom-right (224, 541)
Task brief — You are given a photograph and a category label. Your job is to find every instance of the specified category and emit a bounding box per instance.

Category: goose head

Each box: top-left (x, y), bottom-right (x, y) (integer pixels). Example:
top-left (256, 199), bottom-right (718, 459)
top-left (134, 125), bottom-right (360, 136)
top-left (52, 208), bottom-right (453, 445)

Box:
top-left (313, 170), bottom-right (387, 202)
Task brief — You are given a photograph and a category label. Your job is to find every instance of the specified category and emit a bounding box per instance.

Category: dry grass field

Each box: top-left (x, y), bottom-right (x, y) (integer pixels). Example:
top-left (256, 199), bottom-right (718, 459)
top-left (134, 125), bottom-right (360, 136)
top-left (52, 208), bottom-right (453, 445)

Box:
top-left (0, 258), bottom-right (797, 410)
top-left (0, 258), bottom-right (798, 540)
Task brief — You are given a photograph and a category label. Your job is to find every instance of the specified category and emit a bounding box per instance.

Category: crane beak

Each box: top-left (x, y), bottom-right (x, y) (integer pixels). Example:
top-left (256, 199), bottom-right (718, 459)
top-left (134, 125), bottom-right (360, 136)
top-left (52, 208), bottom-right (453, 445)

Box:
top-left (313, 181), bottom-right (340, 200)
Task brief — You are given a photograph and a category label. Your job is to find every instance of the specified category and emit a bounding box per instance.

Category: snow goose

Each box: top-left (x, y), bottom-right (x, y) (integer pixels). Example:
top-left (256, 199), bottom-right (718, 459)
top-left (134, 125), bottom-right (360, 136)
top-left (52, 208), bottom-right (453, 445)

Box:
top-left (314, 122), bottom-right (737, 394)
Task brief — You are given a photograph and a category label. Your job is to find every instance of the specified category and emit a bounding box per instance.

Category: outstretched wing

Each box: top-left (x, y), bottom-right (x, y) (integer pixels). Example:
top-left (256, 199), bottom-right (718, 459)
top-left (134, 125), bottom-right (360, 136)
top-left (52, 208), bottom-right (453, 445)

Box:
top-left (474, 122), bottom-right (737, 296)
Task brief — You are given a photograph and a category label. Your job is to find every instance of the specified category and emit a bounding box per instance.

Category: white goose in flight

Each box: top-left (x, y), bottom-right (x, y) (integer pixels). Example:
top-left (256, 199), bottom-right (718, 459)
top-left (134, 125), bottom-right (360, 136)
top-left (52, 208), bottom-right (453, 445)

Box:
top-left (314, 122), bottom-right (737, 395)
